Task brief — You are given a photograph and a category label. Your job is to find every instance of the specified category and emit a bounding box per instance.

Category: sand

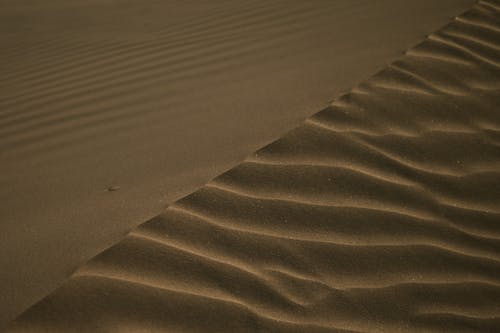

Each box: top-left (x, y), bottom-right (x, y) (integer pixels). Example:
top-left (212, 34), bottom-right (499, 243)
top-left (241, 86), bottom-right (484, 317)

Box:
top-left (0, 0), bottom-right (479, 328)
top-left (3, 0), bottom-right (500, 332)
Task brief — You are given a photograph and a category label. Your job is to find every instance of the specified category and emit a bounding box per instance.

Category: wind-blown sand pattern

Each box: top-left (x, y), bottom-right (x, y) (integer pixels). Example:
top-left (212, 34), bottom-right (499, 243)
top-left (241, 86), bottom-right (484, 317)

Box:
top-left (0, 0), bottom-right (474, 331)
top-left (1, 0), bottom-right (476, 327)
top-left (6, 0), bottom-right (500, 332)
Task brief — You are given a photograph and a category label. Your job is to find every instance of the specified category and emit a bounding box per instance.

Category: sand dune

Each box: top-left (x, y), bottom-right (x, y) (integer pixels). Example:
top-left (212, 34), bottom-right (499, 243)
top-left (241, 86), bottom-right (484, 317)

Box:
top-left (0, 0), bottom-right (477, 328)
top-left (5, 0), bottom-right (500, 332)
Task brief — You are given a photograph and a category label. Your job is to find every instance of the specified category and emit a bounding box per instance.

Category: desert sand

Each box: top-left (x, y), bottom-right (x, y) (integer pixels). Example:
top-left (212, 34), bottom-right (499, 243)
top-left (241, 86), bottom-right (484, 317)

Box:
top-left (3, 0), bottom-right (500, 332)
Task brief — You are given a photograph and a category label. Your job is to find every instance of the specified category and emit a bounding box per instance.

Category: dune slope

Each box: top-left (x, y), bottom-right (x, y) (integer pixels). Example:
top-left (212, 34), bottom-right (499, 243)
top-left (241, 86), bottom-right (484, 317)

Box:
top-left (0, 0), bottom-right (477, 328)
top-left (7, 0), bottom-right (500, 332)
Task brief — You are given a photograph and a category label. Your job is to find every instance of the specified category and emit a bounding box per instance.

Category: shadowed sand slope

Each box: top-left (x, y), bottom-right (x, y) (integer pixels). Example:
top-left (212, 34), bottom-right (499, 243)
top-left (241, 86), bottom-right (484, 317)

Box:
top-left (5, 0), bottom-right (500, 332)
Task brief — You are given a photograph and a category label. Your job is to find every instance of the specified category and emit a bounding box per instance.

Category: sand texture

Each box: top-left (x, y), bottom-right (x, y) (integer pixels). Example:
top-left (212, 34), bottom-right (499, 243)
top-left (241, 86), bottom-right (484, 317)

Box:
top-left (5, 0), bottom-right (500, 332)
top-left (0, 0), bottom-right (476, 327)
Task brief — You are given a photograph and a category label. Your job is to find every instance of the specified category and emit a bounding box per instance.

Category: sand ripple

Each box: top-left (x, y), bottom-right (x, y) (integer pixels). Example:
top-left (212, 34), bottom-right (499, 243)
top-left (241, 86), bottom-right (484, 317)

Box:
top-left (7, 1), bottom-right (500, 332)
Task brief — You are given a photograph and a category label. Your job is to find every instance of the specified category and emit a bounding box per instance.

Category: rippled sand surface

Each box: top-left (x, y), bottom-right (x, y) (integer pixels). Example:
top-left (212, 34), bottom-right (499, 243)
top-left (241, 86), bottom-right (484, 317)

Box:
top-left (0, 0), bottom-right (476, 328)
top-left (5, 1), bottom-right (500, 332)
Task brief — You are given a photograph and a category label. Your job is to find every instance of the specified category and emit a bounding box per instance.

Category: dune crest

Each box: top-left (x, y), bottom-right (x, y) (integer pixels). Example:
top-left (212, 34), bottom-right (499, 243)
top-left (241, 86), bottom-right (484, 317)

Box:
top-left (6, 0), bottom-right (500, 332)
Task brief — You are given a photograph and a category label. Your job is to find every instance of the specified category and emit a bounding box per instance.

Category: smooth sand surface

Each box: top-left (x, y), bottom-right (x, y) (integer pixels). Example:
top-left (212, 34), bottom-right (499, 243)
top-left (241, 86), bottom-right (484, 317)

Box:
top-left (5, 0), bottom-right (500, 332)
top-left (0, 0), bottom-right (477, 328)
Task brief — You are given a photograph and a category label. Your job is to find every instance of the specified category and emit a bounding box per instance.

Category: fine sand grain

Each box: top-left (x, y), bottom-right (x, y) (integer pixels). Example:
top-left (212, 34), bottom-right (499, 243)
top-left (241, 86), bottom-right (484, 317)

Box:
top-left (0, 0), bottom-right (476, 328)
top-left (5, 0), bottom-right (500, 332)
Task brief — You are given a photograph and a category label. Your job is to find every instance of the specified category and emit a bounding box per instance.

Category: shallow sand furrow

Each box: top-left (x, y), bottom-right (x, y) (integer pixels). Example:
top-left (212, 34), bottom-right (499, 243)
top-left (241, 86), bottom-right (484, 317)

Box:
top-left (1, 4), bottom-right (322, 99)
top-left (0, 3), bottom-right (332, 115)
top-left (442, 27), bottom-right (500, 52)
top-left (174, 188), bottom-right (500, 257)
top-left (385, 63), bottom-right (468, 96)
top-left (12, 274), bottom-right (500, 333)
top-left (0, 22), bottom-right (316, 126)
top-left (478, 0), bottom-right (500, 12)
top-left (0, 1), bottom-right (287, 80)
top-left (0, 22), bottom-right (341, 142)
top-left (5, 1), bottom-right (500, 332)
top-left (406, 41), bottom-right (477, 66)
top-left (308, 116), bottom-right (482, 138)
top-left (207, 175), bottom-right (442, 222)
top-left (73, 235), bottom-right (500, 315)
top-left (428, 34), bottom-right (500, 68)
top-left (455, 15), bottom-right (500, 34)
top-left (79, 234), bottom-right (312, 311)
top-left (244, 158), bottom-right (419, 186)
top-left (267, 121), bottom-right (500, 179)
top-left (0, 2), bottom-right (242, 63)
top-left (172, 192), bottom-right (500, 245)
top-left (250, 135), bottom-right (500, 182)
top-left (10, 275), bottom-right (371, 333)
top-left (171, 203), bottom-right (500, 264)
top-left (434, 30), bottom-right (500, 60)
top-left (241, 158), bottom-right (500, 214)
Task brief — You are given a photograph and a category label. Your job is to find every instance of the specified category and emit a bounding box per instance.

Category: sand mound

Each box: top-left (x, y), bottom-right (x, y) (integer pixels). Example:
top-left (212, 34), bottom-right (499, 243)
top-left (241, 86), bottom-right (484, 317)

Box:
top-left (5, 0), bottom-right (500, 332)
